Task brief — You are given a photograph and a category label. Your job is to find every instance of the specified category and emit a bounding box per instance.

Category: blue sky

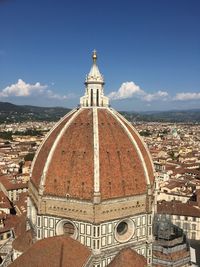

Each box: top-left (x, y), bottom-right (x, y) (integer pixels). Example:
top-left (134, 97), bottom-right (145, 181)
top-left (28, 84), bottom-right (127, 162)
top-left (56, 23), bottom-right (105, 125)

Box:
top-left (0, 0), bottom-right (199, 111)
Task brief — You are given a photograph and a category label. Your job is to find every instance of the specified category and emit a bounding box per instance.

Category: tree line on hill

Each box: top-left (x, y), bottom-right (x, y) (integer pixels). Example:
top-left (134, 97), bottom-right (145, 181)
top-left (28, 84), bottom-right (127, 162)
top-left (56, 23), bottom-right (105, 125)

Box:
top-left (0, 102), bottom-right (200, 123)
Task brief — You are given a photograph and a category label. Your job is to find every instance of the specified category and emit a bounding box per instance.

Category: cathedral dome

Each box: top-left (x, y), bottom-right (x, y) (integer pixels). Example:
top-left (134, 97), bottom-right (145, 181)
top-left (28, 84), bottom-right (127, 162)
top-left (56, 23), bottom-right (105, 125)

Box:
top-left (30, 107), bottom-right (154, 201)
top-left (27, 52), bottom-right (155, 266)
top-left (30, 51), bottom-right (154, 205)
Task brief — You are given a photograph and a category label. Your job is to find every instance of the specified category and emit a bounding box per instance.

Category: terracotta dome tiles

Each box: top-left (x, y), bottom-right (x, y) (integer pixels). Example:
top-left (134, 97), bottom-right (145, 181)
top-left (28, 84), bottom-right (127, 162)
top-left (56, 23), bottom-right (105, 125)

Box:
top-left (31, 111), bottom-right (76, 188)
top-left (98, 109), bottom-right (147, 200)
top-left (30, 107), bottom-right (154, 201)
top-left (115, 113), bottom-right (154, 184)
top-left (44, 109), bottom-right (94, 200)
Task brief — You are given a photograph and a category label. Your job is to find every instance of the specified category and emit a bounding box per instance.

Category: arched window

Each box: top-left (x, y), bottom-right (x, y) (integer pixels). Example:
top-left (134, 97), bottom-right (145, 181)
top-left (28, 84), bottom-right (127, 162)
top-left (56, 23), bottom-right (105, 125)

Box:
top-left (97, 89), bottom-right (99, 106)
top-left (91, 89), bottom-right (93, 106)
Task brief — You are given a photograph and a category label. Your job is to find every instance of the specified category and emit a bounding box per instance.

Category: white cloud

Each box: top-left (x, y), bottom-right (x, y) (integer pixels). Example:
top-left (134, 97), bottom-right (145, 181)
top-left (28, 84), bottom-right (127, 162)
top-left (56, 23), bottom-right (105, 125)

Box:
top-left (46, 90), bottom-right (68, 100)
top-left (174, 92), bottom-right (200, 101)
top-left (0, 79), bottom-right (71, 101)
top-left (143, 90), bottom-right (169, 102)
top-left (108, 81), bottom-right (144, 100)
top-left (108, 81), bottom-right (169, 102)
top-left (0, 79), bottom-right (47, 97)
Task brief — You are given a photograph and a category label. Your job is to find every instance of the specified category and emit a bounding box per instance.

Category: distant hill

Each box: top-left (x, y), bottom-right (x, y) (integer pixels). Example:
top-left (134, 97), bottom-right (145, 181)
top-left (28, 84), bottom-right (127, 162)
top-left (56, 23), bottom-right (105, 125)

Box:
top-left (121, 109), bottom-right (200, 123)
top-left (0, 102), bottom-right (70, 123)
top-left (0, 101), bottom-right (199, 123)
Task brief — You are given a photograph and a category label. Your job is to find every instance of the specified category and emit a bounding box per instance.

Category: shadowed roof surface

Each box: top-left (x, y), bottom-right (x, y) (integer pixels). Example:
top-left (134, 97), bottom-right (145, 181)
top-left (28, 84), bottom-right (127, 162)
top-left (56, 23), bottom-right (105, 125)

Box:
top-left (108, 248), bottom-right (147, 267)
top-left (10, 235), bottom-right (91, 267)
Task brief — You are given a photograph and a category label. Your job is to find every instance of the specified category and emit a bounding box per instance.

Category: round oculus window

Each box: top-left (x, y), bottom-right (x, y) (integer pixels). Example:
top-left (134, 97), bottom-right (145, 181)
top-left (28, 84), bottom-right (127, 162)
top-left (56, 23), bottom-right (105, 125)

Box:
top-left (56, 220), bottom-right (78, 239)
top-left (63, 222), bottom-right (75, 236)
top-left (117, 221), bottom-right (128, 235)
top-left (115, 219), bottom-right (135, 243)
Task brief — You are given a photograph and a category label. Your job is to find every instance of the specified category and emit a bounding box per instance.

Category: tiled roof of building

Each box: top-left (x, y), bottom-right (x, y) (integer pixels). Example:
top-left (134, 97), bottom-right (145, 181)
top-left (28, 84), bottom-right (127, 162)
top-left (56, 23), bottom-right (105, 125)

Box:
top-left (30, 108), bottom-right (154, 201)
top-left (0, 214), bottom-right (26, 236)
top-left (0, 175), bottom-right (28, 190)
top-left (0, 190), bottom-right (12, 209)
top-left (10, 235), bottom-right (92, 267)
top-left (108, 248), bottom-right (147, 267)
top-left (157, 200), bottom-right (200, 217)
top-left (12, 229), bottom-right (34, 252)
top-left (14, 192), bottom-right (28, 215)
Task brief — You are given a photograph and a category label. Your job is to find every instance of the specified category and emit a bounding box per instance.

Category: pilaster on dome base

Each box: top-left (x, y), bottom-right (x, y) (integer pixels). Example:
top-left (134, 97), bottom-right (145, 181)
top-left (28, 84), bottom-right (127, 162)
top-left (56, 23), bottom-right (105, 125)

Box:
top-left (93, 249), bottom-right (101, 256)
top-left (93, 192), bottom-right (101, 204)
top-left (147, 184), bottom-right (152, 195)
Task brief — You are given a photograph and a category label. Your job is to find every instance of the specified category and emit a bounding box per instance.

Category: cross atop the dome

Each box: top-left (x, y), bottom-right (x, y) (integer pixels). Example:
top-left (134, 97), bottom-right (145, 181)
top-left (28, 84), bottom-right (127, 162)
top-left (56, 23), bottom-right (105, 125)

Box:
top-left (92, 49), bottom-right (97, 63)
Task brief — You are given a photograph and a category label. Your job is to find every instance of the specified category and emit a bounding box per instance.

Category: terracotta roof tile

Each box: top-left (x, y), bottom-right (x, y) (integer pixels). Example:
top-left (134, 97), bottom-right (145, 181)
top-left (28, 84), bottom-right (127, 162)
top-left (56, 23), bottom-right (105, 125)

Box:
top-left (108, 248), bottom-right (147, 267)
top-left (157, 200), bottom-right (200, 217)
top-left (31, 108), bottom-right (154, 201)
top-left (117, 114), bottom-right (154, 184)
top-left (45, 109), bottom-right (94, 199)
top-left (10, 235), bottom-right (91, 267)
top-left (0, 214), bottom-right (26, 236)
top-left (0, 175), bottom-right (28, 190)
top-left (98, 109), bottom-right (147, 199)
top-left (12, 229), bottom-right (34, 252)
top-left (31, 111), bottom-right (75, 188)
top-left (0, 191), bottom-right (12, 209)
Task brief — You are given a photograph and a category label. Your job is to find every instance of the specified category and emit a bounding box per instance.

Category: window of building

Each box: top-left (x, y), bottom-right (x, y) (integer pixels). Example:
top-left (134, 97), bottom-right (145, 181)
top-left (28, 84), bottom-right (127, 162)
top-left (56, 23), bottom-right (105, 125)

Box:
top-left (115, 219), bottom-right (135, 243)
top-left (7, 233), bottom-right (11, 238)
top-left (192, 224), bottom-right (196, 230)
top-left (148, 215), bottom-right (152, 225)
top-left (137, 217), bottom-right (141, 226)
top-left (183, 223), bottom-right (189, 230)
top-left (149, 227), bottom-right (152, 236)
top-left (117, 221), bottom-right (128, 235)
top-left (80, 224), bottom-right (85, 234)
top-left (141, 248), bottom-right (145, 255)
top-left (44, 229), bottom-right (48, 238)
top-left (86, 237), bottom-right (91, 247)
top-left (91, 89), bottom-right (93, 106)
top-left (97, 226), bottom-right (100, 237)
top-left (37, 229), bottom-right (41, 239)
top-left (192, 232), bottom-right (196, 239)
top-left (101, 225), bottom-right (106, 235)
top-left (96, 89), bottom-right (99, 106)
top-left (49, 218), bottom-right (54, 228)
top-left (97, 240), bottom-right (100, 249)
top-left (63, 222), bottom-right (75, 236)
top-left (37, 216), bottom-right (41, 227)
top-left (80, 236), bottom-right (85, 244)
top-left (93, 226), bottom-right (96, 237)
top-left (137, 228), bottom-right (140, 237)
top-left (44, 217), bottom-right (48, 228)
top-left (108, 224), bottom-right (112, 233)
top-left (86, 225), bottom-right (91, 235)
